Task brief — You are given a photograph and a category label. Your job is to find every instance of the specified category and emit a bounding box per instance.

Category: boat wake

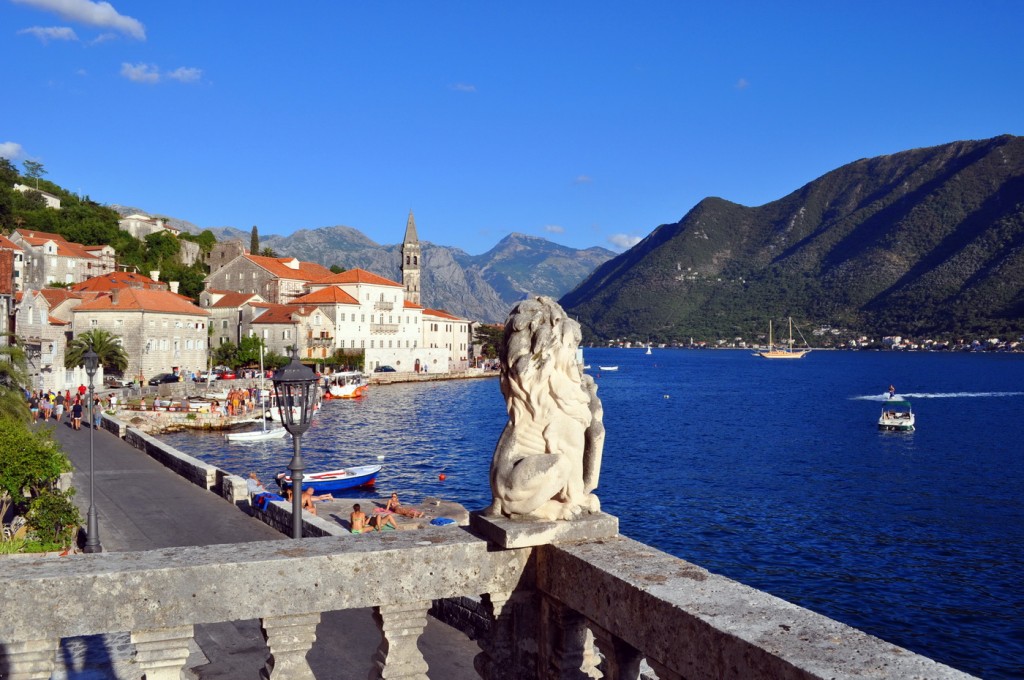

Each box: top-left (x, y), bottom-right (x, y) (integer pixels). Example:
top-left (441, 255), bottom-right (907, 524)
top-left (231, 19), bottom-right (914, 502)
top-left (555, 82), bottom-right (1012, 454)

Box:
top-left (852, 391), bottom-right (1024, 401)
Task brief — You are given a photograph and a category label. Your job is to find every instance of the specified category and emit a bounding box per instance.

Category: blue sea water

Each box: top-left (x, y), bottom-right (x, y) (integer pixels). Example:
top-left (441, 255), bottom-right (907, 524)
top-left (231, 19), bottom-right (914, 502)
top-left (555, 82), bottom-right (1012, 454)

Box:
top-left (162, 349), bottom-right (1024, 679)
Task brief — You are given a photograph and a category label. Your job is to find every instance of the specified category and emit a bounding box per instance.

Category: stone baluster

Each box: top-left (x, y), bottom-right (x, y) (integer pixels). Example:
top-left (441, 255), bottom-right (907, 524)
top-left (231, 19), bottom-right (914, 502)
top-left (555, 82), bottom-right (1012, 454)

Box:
top-left (589, 622), bottom-right (643, 680)
top-left (474, 591), bottom-right (515, 680)
top-left (0, 638), bottom-right (57, 679)
top-left (131, 625), bottom-right (194, 680)
top-left (539, 596), bottom-right (601, 680)
top-left (369, 600), bottom-right (432, 679)
top-left (260, 612), bottom-right (321, 679)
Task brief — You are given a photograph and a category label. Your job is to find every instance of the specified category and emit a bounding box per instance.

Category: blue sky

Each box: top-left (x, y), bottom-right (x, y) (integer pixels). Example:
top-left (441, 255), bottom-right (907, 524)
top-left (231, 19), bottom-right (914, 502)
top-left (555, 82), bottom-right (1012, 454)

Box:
top-left (3, 1), bottom-right (1023, 255)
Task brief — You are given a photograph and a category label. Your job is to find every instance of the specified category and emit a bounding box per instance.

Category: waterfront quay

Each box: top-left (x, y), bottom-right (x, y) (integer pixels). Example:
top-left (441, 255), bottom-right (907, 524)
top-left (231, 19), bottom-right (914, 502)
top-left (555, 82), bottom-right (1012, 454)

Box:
top-left (0, 412), bottom-right (979, 679)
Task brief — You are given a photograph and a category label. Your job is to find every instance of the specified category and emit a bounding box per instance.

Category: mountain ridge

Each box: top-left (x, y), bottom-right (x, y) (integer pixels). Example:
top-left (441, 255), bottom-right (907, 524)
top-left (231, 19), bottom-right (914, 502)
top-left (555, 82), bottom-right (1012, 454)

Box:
top-left (561, 134), bottom-right (1024, 342)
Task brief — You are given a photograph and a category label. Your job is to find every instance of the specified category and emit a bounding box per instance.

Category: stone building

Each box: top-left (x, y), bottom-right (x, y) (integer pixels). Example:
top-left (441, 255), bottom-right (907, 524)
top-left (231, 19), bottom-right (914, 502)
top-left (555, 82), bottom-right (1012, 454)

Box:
top-left (10, 228), bottom-right (116, 290)
top-left (70, 271), bottom-right (169, 295)
top-left (248, 304), bottom-right (333, 359)
top-left (118, 213), bottom-right (181, 240)
top-left (0, 234), bottom-right (26, 293)
top-left (199, 290), bottom-right (267, 348)
top-left (422, 308), bottom-right (472, 372)
top-left (72, 288), bottom-right (209, 383)
top-left (204, 253), bottom-right (332, 304)
top-left (16, 288), bottom-right (103, 392)
top-left (205, 240), bottom-right (247, 275)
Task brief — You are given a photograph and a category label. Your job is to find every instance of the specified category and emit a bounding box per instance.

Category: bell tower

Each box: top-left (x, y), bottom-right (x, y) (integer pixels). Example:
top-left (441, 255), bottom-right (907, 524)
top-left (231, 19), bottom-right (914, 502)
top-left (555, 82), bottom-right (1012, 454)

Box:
top-left (401, 210), bottom-right (421, 306)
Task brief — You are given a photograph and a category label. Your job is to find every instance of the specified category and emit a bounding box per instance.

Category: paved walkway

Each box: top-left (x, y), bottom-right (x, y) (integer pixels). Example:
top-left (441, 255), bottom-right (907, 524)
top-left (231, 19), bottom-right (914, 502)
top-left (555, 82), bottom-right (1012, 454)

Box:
top-left (49, 416), bottom-right (480, 679)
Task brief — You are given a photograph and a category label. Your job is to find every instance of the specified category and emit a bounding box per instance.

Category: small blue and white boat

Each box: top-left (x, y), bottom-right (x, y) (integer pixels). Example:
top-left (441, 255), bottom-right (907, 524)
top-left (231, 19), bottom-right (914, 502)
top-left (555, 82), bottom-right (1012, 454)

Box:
top-left (276, 465), bottom-right (381, 494)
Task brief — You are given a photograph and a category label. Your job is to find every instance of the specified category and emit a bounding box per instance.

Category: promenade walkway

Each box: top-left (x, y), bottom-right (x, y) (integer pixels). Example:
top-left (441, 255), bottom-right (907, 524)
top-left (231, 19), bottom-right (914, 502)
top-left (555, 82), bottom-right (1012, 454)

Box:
top-left (49, 417), bottom-right (480, 679)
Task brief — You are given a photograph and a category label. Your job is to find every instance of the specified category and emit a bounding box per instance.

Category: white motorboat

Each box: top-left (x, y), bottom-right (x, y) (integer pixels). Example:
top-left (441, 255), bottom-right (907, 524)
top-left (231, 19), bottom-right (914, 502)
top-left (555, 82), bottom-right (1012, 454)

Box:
top-left (226, 425), bottom-right (288, 442)
top-left (598, 366), bottom-right (619, 371)
top-left (878, 400), bottom-right (915, 432)
top-left (323, 371), bottom-right (368, 399)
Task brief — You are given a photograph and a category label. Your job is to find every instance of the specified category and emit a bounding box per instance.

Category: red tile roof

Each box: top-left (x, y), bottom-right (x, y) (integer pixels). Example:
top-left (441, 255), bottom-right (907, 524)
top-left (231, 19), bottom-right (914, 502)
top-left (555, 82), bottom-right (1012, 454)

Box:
top-left (0, 235), bottom-right (23, 251)
top-left (250, 304), bottom-right (316, 324)
top-left (245, 254), bottom-right (332, 281)
top-left (15, 229), bottom-right (99, 260)
top-left (74, 288), bottom-right (209, 315)
top-left (290, 287), bottom-right (359, 305)
top-left (70, 271), bottom-right (168, 293)
top-left (210, 291), bottom-right (263, 308)
top-left (307, 268), bottom-right (401, 288)
top-left (423, 308), bottom-right (462, 321)
top-left (403, 301), bottom-right (424, 310)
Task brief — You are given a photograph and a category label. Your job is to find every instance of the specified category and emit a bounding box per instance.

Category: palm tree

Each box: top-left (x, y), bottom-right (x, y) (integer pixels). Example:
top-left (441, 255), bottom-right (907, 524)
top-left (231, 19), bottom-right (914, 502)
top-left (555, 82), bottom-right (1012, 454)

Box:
top-left (64, 329), bottom-right (129, 375)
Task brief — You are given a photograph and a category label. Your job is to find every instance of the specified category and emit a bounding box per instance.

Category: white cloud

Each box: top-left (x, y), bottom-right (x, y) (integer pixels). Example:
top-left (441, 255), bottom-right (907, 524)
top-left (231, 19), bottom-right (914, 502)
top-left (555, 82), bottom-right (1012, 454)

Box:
top-left (13, 0), bottom-right (146, 40)
top-left (167, 67), bottom-right (202, 83)
top-left (735, 77), bottom-right (750, 90)
top-left (608, 233), bottom-right (642, 250)
top-left (0, 142), bottom-right (27, 161)
top-left (17, 25), bottom-right (78, 43)
top-left (544, 224), bottom-right (565, 234)
top-left (449, 82), bottom-right (477, 93)
top-left (573, 175), bottom-right (593, 184)
top-left (120, 62), bottom-right (159, 83)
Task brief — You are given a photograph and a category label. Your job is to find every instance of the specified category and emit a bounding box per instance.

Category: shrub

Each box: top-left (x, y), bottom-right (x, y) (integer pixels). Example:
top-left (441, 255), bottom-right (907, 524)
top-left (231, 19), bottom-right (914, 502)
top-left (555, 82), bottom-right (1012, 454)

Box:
top-left (27, 489), bottom-right (81, 548)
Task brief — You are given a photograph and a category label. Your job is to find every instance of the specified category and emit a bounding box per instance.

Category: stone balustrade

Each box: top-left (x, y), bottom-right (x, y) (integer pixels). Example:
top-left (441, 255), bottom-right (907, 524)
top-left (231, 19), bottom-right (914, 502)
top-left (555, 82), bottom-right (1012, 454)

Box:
top-left (0, 528), bottom-right (978, 679)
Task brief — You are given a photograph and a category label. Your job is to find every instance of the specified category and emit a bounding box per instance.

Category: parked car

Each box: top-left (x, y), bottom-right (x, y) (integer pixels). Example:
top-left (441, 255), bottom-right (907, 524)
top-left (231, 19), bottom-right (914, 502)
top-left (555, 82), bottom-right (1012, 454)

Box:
top-left (104, 375), bottom-right (132, 388)
top-left (194, 371), bottom-right (220, 382)
top-left (217, 370), bottom-right (237, 380)
top-left (374, 365), bottom-right (396, 373)
top-left (148, 373), bottom-right (181, 386)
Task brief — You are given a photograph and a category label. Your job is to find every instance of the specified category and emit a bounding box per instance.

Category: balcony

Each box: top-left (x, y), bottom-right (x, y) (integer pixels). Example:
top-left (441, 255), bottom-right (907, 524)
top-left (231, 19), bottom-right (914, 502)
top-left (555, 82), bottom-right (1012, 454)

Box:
top-left (373, 301), bottom-right (394, 311)
top-left (306, 335), bottom-right (334, 348)
top-left (370, 323), bottom-right (399, 335)
top-left (0, 519), bottom-right (975, 679)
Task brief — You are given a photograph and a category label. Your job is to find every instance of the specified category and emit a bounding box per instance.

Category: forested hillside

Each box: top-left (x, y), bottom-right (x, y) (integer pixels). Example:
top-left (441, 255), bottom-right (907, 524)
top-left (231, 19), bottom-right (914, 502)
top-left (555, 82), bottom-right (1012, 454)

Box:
top-left (561, 135), bottom-right (1024, 342)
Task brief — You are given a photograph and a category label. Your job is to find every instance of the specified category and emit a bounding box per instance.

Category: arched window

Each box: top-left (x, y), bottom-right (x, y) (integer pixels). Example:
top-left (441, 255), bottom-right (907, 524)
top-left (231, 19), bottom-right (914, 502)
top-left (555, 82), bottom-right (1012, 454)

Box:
top-left (413, 256), bottom-right (418, 266)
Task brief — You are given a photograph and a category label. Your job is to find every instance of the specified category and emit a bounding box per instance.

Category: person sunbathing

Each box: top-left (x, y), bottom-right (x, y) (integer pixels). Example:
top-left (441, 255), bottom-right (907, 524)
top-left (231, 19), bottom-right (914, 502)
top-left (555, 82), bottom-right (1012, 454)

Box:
top-left (351, 503), bottom-right (396, 532)
top-left (385, 492), bottom-right (424, 518)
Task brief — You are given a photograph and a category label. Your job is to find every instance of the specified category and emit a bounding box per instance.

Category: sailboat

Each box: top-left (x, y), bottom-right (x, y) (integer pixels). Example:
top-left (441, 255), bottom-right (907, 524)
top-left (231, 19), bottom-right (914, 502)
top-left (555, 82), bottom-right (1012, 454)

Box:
top-left (756, 318), bottom-right (811, 359)
top-left (226, 345), bottom-right (288, 442)
top-left (645, 343), bottom-right (652, 355)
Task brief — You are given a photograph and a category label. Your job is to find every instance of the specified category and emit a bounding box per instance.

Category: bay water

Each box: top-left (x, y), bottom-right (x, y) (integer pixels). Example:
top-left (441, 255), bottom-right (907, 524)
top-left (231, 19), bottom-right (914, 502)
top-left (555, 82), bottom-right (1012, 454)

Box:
top-left (162, 349), bottom-right (1024, 679)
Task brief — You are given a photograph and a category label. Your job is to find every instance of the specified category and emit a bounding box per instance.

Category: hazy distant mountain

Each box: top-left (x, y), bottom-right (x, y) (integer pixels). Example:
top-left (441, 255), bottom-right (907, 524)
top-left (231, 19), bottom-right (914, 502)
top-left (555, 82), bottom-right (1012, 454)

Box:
top-left (561, 134), bottom-right (1024, 342)
top-left (109, 209), bottom-right (614, 322)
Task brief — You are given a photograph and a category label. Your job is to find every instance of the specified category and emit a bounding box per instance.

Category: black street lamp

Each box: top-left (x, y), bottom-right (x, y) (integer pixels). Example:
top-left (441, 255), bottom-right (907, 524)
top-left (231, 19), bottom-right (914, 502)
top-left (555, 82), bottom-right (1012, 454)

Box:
top-left (272, 347), bottom-right (319, 539)
top-left (82, 348), bottom-right (102, 553)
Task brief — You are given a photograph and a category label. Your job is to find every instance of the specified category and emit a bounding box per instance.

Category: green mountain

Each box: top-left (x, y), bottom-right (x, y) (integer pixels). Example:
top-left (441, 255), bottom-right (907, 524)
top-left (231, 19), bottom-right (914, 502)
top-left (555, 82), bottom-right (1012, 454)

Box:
top-left (561, 135), bottom-right (1024, 343)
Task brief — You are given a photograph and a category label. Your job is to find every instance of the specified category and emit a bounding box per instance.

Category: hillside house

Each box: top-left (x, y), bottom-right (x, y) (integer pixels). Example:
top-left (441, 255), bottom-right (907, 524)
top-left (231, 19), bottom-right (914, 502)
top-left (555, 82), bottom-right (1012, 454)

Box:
top-left (204, 254), bottom-right (331, 304)
top-left (13, 183), bottom-right (61, 209)
top-left (199, 290), bottom-right (267, 348)
top-left (10, 229), bottom-right (116, 290)
top-left (16, 289), bottom-right (104, 392)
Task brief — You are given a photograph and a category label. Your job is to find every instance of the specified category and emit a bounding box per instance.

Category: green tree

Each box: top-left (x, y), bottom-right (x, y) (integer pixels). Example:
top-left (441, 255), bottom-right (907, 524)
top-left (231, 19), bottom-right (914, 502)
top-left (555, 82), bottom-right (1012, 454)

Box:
top-left (0, 419), bottom-right (70, 523)
top-left (0, 157), bottom-right (18, 186)
top-left (329, 264), bottom-right (346, 274)
top-left (473, 324), bottom-right (504, 359)
top-left (250, 225), bottom-right (259, 254)
top-left (22, 160), bottom-right (46, 189)
top-left (260, 246), bottom-right (278, 258)
top-left (236, 335), bottom-right (266, 367)
top-left (64, 329), bottom-right (129, 374)
top-left (213, 341), bottom-right (239, 368)
top-left (27, 488), bottom-right (81, 548)
top-left (145, 231), bottom-right (181, 267)
top-left (0, 345), bottom-right (32, 422)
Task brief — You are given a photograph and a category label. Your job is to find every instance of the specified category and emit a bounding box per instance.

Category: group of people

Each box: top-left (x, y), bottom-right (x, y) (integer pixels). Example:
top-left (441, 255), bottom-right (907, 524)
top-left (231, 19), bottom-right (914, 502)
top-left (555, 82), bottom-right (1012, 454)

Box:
top-left (245, 473), bottom-right (424, 534)
top-left (26, 385), bottom-right (99, 430)
top-left (225, 387), bottom-right (266, 416)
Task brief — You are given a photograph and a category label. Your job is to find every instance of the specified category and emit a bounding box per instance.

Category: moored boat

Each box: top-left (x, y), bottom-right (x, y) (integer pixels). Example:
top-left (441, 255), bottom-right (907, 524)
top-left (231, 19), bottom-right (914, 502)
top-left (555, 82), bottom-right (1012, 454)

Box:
top-left (878, 400), bottom-right (915, 432)
top-left (323, 371), bottom-right (368, 399)
top-left (598, 366), bottom-right (619, 371)
top-left (226, 426), bottom-right (288, 442)
top-left (276, 465), bottom-right (382, 494)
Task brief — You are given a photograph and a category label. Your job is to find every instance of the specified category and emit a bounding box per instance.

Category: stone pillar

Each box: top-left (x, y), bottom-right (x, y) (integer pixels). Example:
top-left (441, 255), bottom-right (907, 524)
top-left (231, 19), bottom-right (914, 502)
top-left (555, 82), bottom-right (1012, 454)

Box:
top-left (590, 623), bottom-right (643, 680)
top-left (260, 612), bottom-right (320, 679)
top-left (369, 600), bottom-right (432, 679)
top-left (131, 625), bottom-right (194, 680)
top-left (474, 591), bottom-right (515, 680)
top-left (539, 596), bottom-right (601, 680)
top-left (0, 638), bottom-right (57, 679)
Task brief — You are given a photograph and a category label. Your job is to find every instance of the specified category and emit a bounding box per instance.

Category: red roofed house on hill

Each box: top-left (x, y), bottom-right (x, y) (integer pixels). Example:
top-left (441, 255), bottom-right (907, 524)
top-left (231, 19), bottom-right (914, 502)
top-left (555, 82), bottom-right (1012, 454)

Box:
top-left (10, 228), bottom-right (116, 291)
top-left (72, 288), bottom-right (210, 384)
top-left (203, 253), bottom-right (332, 305)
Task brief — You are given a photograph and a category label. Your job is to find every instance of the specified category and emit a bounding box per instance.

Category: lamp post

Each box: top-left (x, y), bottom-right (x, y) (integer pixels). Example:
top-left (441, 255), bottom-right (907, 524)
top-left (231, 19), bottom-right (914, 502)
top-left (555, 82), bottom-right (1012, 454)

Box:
top-left (82, 348), bottom-right (102, 553)
top-left (272, 347), bottom-right (319, 539)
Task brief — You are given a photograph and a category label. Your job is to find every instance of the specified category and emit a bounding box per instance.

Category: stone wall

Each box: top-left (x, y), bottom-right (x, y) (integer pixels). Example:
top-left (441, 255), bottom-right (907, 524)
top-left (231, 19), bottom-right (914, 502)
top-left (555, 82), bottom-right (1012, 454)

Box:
top-left (124, 428), bottom-right (217, 490)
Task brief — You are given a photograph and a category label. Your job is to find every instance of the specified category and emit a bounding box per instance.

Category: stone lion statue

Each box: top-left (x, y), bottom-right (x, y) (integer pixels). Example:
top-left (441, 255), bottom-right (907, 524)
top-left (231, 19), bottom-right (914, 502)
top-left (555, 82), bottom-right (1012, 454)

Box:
top-left (483, 296), bottom-right (604, 521)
